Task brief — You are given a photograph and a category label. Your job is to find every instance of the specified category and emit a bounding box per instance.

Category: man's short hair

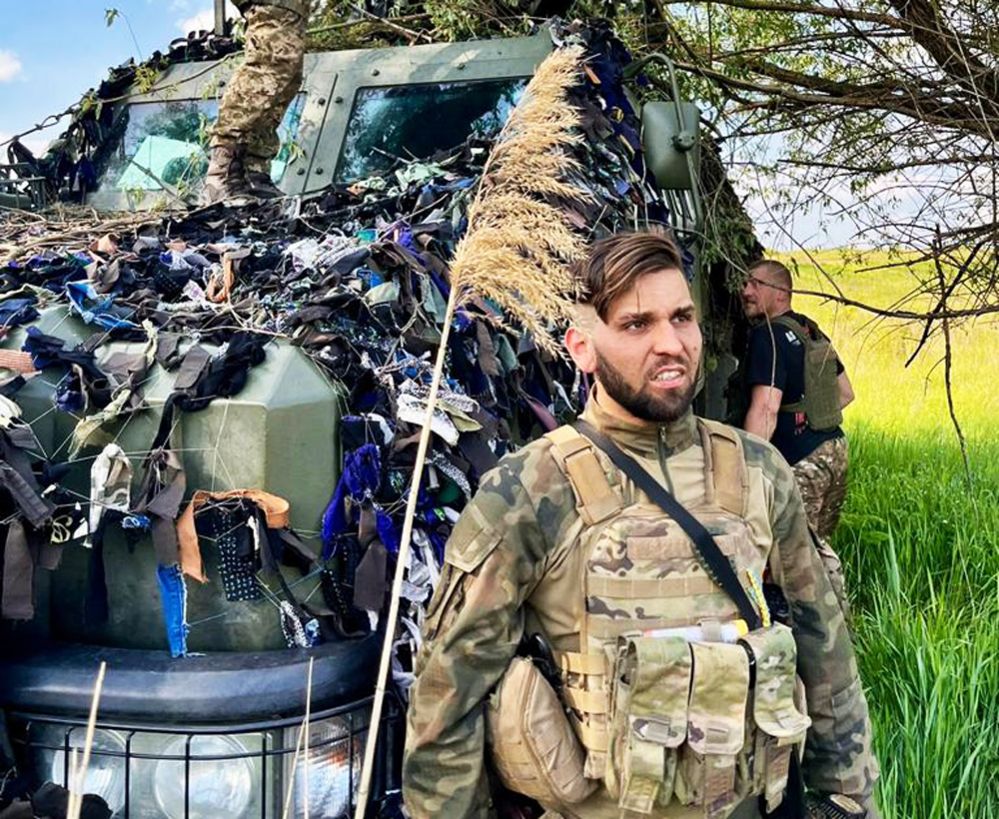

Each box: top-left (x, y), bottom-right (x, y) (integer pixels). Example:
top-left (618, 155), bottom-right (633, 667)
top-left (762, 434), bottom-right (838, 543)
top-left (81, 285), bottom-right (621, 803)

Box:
top-left (748, 259), bottom-right (793, 293)
top-left (573, 232), bottom-right (685, 321)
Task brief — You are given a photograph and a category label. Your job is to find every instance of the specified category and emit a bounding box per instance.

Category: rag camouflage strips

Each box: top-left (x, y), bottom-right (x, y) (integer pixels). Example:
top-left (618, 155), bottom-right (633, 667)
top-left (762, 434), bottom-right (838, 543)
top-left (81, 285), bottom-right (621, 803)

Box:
top-left (404, 395), bottom-right (878, 818)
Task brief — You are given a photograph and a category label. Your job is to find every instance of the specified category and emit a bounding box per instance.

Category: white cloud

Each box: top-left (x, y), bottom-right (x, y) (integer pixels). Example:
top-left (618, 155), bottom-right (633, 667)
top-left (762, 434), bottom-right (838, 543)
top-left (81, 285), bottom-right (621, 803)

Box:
top-left (0, 50), bottom-right (23, 83)
top-left (177, 2), bottom-right (239, 34)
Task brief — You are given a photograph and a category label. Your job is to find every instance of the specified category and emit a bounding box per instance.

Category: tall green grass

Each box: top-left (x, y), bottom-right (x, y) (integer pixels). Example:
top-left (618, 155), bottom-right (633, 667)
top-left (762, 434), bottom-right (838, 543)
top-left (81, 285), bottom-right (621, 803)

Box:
top-left (785, 251), bottom-right (999, 818)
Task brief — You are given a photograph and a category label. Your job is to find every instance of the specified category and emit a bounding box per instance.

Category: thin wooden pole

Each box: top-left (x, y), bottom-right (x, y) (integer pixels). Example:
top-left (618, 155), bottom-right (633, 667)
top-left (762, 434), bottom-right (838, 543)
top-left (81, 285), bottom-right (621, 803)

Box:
top-left (303, 656), bottom-right (314, 819)
top-left (352, 284), bottom-right (459, 819)
top-left (282, 656), bottom-right (316, 819)
top-left (67, 661), bottom-right (107, 819)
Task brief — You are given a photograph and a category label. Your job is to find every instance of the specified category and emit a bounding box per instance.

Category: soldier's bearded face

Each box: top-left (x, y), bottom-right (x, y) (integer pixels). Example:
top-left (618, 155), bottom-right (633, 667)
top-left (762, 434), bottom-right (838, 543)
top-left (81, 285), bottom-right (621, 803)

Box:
top-left (576, 268), bottom-right (702, 425)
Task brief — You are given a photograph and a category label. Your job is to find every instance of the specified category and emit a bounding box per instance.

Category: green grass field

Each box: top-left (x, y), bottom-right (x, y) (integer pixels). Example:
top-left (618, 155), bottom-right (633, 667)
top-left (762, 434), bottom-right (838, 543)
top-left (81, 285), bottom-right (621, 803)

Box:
top-left (784, 250), bottom-right (999, 818)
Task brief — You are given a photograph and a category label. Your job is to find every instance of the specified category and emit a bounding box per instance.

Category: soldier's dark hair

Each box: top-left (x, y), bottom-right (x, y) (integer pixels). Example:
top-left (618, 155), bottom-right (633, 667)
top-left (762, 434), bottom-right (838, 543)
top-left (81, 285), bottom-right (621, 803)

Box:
top-left (747, 259), bottom-right (793, 294)
top-left (573, 231), bottom-right (685, 321)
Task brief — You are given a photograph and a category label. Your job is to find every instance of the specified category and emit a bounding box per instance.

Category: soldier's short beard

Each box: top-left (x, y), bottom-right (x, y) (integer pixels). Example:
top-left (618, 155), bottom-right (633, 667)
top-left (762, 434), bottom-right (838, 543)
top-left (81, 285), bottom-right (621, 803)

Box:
top-left (596, 352), bottom-right (696, 424)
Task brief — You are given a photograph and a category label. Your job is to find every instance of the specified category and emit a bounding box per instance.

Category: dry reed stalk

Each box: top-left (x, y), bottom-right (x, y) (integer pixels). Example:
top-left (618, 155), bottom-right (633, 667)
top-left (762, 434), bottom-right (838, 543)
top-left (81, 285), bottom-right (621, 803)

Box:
top-left (353, 45), bottom-right (588, 819)
top-left (67, 661), bottom-right (107, 819)
top-left (281, 656), bottom-right (315, 819)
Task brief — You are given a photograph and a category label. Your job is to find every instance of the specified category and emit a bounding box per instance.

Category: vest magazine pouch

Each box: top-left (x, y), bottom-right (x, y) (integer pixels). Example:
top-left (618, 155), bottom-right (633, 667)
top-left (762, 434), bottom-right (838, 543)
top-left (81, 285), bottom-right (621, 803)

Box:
top-left (740, 624), bottom-right (811, 813)
top-left (486, 656), bottom-right (595, 807)
top-left (607, 636), bottom-right (691, 815)
top-left (675, 641), bottom-right (750, 818)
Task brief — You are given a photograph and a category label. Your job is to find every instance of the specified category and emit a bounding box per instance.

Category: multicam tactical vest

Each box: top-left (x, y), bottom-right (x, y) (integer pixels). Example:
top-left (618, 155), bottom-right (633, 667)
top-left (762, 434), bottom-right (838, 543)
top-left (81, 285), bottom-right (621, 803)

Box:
top-left (772, 314), bottom-right (843, 432)
top-left (542, 419), bottom-right (811, 818)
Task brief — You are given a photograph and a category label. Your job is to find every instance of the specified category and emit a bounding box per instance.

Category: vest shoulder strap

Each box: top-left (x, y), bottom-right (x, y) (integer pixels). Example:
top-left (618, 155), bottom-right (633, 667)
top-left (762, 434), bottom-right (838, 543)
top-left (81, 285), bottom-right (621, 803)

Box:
top-left (698, 419), bottom-right (750, 518)
top-left (771, 313), bottom-right (808, 338)
top-left (545, 425), bottom-right (621, 525)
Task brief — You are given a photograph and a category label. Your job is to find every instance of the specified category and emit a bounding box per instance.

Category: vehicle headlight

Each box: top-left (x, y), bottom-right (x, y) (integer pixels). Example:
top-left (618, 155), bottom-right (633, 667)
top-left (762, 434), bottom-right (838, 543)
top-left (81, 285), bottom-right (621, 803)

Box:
top-left (51, 728), bottom-right (127, 814)
top-left (152, 735), bottom-right (255, 819)
top-left (288, 716), bottom-right (364, 818)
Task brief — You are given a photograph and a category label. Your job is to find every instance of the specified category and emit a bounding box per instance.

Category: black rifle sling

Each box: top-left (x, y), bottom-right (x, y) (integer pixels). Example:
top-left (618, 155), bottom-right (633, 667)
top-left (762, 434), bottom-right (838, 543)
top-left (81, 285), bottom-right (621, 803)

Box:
top-left (574, 420), bottom-right (763, 631)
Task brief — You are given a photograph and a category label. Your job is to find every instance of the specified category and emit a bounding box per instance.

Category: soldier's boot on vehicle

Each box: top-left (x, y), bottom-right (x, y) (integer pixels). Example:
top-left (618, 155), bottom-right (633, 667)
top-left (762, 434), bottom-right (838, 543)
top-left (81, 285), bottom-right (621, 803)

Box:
top-left (243, 154), bottom-right (284, 199)
top-left (200, 142), bottom-right (254, 205)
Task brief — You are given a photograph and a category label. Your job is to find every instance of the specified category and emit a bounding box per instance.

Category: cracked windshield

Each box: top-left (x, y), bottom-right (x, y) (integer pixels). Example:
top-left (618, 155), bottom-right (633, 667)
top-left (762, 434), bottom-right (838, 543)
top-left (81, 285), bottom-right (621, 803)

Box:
top-left (336, 78), bottom-right (526, 183)
top-left (98, 95), bottom-right (304, 195)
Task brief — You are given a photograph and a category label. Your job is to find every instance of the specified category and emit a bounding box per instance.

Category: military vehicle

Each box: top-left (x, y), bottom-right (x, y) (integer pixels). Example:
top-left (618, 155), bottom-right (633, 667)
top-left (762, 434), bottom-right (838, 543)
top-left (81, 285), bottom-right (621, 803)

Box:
top-left (0, 7), bottom-right (753, 818)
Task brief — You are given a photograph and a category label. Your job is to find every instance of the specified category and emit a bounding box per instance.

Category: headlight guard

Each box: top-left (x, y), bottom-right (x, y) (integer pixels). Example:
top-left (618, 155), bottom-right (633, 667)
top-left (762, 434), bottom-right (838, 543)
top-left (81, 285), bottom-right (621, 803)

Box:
top-left (7, 695), bottom-right (402, 818)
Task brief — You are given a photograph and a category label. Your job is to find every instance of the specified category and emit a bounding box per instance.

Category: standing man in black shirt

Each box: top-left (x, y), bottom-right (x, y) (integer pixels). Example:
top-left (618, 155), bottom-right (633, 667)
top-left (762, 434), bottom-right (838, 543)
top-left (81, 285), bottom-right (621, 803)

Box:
top-left (741, 259), bottom-right (856, 609)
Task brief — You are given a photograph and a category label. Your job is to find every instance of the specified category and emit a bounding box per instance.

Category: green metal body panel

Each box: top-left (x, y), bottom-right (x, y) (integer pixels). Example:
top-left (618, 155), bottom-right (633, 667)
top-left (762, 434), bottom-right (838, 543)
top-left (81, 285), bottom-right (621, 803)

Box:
top-left (2, 308), bottom-right (341, 651)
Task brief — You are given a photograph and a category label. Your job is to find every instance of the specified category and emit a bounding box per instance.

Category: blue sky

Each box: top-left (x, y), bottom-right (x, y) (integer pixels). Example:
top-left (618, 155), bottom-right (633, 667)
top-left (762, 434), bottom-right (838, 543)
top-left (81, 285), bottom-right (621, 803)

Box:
top-left (0, 1), bottom-right (231, 155)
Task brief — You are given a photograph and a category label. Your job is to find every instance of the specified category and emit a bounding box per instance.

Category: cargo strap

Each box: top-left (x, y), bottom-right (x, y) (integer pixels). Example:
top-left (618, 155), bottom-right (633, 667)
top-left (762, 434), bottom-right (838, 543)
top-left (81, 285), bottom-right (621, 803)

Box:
top-left (545, 425), bottom-right (621, 525)
top-left (574, 420), bottom-right (763, 631)
top-left (699, 419), bottom-right (749, 519)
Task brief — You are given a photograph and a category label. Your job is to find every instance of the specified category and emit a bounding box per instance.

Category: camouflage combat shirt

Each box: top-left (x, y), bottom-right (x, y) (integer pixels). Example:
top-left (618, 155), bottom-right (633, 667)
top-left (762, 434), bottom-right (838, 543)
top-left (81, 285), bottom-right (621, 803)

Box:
top-left (404, 391), bottom-right (879, 818)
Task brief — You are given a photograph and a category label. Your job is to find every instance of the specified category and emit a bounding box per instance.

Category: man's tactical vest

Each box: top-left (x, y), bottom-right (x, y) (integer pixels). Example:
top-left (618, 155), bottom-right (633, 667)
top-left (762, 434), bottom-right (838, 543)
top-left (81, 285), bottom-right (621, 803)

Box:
top-left (771, 314), bottom-right (843, 432)
top-left (495, 419), bottom-right (812, 818)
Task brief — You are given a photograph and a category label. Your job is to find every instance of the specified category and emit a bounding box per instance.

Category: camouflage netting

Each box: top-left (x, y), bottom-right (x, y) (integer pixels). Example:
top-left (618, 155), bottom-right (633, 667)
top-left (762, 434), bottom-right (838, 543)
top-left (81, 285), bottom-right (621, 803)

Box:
top-left (0, 22), bottom-right (690, 664)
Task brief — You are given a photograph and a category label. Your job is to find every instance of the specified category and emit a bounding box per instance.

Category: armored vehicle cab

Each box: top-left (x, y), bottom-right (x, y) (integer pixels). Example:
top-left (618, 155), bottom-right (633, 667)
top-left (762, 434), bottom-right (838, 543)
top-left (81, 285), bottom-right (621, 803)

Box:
top-left (0, 23), bottom-right (728, 819)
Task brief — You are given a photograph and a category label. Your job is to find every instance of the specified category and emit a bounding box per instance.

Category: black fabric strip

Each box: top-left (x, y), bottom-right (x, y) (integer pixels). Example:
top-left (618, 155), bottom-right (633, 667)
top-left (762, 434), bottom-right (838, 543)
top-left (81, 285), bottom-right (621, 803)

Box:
top-left (573, 420), bottom-right (763, 631)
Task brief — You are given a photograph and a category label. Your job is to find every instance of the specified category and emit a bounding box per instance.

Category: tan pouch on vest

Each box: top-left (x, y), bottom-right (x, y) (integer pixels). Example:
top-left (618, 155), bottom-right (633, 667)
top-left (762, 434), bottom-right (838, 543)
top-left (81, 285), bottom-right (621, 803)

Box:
top-left (487, 656), bottom-right (596, 806)
top-left (741, 624), bottom-right (811, 813)
top-left (675, 641), bottom-right (750, 818)
top-left (607, 636), bottom-right (691, 815)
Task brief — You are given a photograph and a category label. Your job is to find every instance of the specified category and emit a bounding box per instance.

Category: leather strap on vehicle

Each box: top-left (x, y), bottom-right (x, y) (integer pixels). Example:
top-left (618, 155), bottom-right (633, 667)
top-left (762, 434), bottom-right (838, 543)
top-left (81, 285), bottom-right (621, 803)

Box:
top-left (573, 420), bottom-right (763, 631)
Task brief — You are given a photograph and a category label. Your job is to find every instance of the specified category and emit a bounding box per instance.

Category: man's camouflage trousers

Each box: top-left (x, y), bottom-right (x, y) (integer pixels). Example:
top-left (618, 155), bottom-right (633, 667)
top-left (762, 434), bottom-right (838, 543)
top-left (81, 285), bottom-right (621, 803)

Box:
top-left (210, 4), bottom-right (306, 167)
top-left (793, 436), bottom-right (851, 620)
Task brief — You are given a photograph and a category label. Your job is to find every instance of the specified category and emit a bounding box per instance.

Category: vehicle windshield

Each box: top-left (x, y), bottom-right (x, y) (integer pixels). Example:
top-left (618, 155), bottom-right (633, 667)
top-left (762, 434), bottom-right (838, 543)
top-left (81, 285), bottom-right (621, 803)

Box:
top-left (97, 96), bottom-right (304, 197)
top-left (336, 78), bottom-right (526, 184)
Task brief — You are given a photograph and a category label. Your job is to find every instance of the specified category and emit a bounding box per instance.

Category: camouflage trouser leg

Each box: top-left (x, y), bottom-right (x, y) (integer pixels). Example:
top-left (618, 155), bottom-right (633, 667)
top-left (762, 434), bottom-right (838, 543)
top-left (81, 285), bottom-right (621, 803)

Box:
top-left (792, 437), bottom-right (848, 540)
top-left (210, 5), bottom-right (306, 162)
top-left (793, 437), bottom-right (851, 621)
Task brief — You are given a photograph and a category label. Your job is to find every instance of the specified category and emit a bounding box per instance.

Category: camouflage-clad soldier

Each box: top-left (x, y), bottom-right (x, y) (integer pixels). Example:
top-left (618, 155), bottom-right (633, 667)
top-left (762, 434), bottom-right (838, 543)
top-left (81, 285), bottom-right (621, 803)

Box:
top-left (202, 0), bottom-right (310, 204)
top-left (741, 260), bottom-right (854, 613)
top-left (404, 233), bottom-right (879, 819)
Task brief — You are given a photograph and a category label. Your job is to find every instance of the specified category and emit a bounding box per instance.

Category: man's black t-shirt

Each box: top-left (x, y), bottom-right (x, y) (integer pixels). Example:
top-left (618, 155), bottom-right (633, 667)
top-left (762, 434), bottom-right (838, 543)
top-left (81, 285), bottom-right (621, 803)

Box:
top-left (744, 310), bottom-right (844, 465)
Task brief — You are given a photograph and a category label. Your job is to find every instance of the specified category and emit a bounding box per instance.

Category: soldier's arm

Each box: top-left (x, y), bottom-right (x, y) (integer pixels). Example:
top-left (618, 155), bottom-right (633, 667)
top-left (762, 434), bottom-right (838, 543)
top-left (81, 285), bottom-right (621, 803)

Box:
top-left (403, 449), bottom-right (569, 818)
top-left (745, 383), bottom-right (783, 440)
top-left (743, 324), bottom-right (787, 440)
top-left (764, 448), bottom-right (880, 813)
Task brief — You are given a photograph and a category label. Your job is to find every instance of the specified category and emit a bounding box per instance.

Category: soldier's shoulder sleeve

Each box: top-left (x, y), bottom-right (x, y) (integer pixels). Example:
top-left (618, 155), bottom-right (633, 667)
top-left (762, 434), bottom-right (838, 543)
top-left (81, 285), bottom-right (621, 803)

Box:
top-left (403, 437), bottom-right (577, 818)
top-left (450, 436), bottom-right (577, 567)
top-left (740, 429), bottom-right (880, 809)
